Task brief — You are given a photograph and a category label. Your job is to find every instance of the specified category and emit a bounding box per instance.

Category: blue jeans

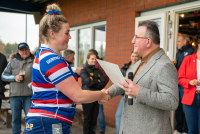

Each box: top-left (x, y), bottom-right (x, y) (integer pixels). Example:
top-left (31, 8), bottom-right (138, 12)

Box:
top-left (10, 96), bottom-right (32, 134)
top-left (175, 85), bottom-right (188, 133)
top-left (184, 93), bottom-right (200, 134)
top-left (93, 104), bottom-right (106, 132)
top-left (115, 95), bottom-right (124, 134)
top-left (25, 116), bottom-right (72, 134)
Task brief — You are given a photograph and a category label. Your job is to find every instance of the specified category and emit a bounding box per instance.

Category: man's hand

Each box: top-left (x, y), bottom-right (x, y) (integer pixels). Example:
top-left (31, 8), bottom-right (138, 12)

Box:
top-left (99, 89), bottom-right (111, 104)
top-left (119, 78), bottom-right (140, 98)
top-left (15, 75), bottom-right (23, 82)
top-left (189, 79), bottom-right (200, 86)
top-left (75, 67), bottom-right (82, 76)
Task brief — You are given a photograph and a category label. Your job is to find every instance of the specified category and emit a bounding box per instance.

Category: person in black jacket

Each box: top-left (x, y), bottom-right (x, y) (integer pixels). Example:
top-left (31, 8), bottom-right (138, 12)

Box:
top-left (0, 52), bottom-right (8, 108)
top-left (174, 34), bottom-right (194, 134)
top-left (115, 51), bottom-right (139, 134)
top-left (80, 53), bottom-right (107, 134)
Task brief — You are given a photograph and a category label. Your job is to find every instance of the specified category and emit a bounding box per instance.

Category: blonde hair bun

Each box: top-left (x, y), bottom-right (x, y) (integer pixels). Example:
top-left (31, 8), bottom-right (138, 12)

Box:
top-left (46, 3), bottom-right (61, 13)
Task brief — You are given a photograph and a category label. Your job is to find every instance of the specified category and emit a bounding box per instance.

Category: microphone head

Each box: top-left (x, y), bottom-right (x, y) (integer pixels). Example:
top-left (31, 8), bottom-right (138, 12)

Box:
top-left (128, 72), bottom-right (134, 80)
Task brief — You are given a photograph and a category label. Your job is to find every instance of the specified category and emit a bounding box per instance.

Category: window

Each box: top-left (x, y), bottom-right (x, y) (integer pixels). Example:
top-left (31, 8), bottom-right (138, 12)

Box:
top-left (78, 28), bottom-right (91, 66)
top-left (68, 30), bottom-right (76, 51)
top-left (69, 21), bottom-right (106, 67)
top-left (94, 26), bottom-right (106, 60)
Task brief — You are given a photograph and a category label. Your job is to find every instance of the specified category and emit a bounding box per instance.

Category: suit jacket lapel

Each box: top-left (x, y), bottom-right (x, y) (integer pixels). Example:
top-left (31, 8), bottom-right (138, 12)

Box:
top-left (134, 49), bottom-right (165, 84)
top-left (131, 60), bottom-right (141, 77)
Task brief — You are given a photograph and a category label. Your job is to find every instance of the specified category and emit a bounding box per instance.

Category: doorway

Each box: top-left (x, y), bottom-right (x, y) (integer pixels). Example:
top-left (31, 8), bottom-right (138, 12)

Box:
top-left (178, 10), bottom-right (200, 48)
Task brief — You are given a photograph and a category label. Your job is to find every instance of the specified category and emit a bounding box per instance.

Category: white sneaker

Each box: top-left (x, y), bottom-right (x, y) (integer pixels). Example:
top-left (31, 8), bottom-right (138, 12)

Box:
top-left (173, 130), bottom-right (181, 134)
top-left (182, 133), bottom-right (188, 134)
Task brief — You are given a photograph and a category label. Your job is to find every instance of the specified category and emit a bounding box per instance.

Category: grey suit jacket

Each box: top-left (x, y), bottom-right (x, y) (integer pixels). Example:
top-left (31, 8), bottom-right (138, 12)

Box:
top-left (108, 49), bottom-right (179, 134)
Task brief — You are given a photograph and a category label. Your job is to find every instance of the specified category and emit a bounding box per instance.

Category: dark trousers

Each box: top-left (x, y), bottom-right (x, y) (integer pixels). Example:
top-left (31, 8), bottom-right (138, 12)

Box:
top-left (175, 85), bottom-right (188, 133)
top-left (82, 101), bottom-right (99, 134)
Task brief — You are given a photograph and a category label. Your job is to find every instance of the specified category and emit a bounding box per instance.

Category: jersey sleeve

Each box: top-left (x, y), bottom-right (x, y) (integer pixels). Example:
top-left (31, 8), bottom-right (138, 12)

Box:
top-left (39, 52), bottom-right (72, 85)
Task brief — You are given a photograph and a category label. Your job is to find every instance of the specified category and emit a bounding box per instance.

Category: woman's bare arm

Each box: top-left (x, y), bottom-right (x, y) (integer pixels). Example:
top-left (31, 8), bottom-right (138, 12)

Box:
top-left (56, 76), bottom-right (110, 103)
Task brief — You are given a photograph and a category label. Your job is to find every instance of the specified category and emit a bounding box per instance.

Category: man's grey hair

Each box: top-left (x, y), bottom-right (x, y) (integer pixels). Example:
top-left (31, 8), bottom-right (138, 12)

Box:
top-left (63, 49), bottom-right (75, 58)
top-left (179, 34), bottom-right (190, 44)
top-left (138, 21), bottom-right (160, 45)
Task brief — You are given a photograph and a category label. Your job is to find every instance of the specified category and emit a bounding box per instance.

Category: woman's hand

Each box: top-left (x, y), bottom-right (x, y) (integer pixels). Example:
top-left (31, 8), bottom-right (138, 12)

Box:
top-left (189, 79), bottom-right (200, 86)
top-left (90, 77), bottom-right (93, 81)
top-left (28, 82), bottom-right (32, 88)
top-left (99, 89), bottom-right (111, 104)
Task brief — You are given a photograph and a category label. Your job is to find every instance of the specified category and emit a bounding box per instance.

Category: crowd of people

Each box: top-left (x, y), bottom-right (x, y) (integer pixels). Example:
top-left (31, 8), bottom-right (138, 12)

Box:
top-left (0, 2), bottom-right (200, 134)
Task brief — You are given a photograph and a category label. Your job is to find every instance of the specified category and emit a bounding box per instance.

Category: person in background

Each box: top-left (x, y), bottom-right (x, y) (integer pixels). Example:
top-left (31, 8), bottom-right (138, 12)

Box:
top-left (1, 43), bottom-right (34, 134)
top-left (174, 34), bottom-right (194, 134)
top-left (0, 52), bottom-right (7, 108)
top-left (63, 49), bottom-right (82, 77)
top-left (115, 51), bottom-right (139, 134)
top-left (80, 53), bottom-right (107, 134)
top-left (9, 53), bottom-right (16, 60)
top-left (86, 49), bottom-right (109, 134)
top-left (23, 3), bottom-right (109, 134)
top-left (178, 35), bottom-right (200, 134)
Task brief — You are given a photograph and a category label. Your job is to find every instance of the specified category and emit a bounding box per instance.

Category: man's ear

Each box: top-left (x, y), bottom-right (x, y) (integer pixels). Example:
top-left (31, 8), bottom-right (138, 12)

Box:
top-left (17, 50), bottom-right (20, 53)
top-left (146, 39), bottom-right (151, 48)
top-left (183, 40), bottom-right (187, 45)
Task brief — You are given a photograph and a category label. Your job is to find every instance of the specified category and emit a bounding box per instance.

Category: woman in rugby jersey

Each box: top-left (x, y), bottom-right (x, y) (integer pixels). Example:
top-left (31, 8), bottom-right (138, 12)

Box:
top-left (24, 3), bottom-right (110, 134)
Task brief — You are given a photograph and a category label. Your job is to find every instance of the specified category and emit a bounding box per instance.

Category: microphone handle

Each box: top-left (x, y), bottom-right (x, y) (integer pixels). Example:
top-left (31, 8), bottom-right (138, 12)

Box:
top-left (128, 95), bottom-right (133, 105)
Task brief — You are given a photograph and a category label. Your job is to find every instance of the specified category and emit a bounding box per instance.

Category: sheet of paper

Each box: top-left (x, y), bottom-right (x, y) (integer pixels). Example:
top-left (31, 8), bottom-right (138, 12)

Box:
top-left (71, 67), bottom-right (76, 72)
top-left (96, 59), bottom-right (126, 88)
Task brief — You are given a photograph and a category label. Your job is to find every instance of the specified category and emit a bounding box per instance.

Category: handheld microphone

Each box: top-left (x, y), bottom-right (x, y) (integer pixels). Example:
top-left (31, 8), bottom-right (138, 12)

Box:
top-left (127, 72), bottom-right (134, 105)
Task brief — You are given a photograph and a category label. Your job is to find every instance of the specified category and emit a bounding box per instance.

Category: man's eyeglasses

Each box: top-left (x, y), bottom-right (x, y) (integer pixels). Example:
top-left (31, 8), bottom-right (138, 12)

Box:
top-left (133, 35), bottom-right (148, 41)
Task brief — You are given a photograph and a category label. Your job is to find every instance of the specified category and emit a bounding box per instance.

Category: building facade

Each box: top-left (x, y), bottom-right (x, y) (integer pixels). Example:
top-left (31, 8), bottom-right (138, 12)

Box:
top-left (43, 0), bottom-right (200, 128)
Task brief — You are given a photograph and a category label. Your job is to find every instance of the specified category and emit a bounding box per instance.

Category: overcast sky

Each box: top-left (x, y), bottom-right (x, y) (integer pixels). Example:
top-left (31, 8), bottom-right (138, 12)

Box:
top-left (0, 12), bottom-right (39, 51)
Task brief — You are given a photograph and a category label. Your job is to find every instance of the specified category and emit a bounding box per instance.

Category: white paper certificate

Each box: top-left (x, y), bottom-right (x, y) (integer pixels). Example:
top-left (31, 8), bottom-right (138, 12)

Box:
top-left (96, 59), bottom-right (126, 88)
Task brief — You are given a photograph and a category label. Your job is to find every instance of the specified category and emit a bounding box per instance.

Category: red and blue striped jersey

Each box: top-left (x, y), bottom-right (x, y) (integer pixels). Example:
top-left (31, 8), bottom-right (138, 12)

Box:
top-left (27, 44), bottom-right (78, 125)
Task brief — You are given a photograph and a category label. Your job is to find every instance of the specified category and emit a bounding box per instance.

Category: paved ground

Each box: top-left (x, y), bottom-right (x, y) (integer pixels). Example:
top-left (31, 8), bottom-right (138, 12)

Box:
top-left (0, 119), bottom-right (116, 134)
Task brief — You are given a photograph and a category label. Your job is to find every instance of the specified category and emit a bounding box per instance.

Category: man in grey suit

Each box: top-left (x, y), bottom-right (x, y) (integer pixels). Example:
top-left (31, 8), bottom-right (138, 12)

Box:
top-left (101, 21), bottom-right (179, 134)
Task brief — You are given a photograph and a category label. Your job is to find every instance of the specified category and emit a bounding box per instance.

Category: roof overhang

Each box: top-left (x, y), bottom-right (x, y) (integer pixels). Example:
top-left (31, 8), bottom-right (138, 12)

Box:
top-left (0, 0), bottom-right (51, 14)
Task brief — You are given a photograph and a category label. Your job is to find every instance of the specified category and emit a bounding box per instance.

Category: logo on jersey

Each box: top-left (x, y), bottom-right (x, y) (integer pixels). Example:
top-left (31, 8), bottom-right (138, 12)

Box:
top-left (26, 123), bottom-right (33, 131)
top-left (184, 52), bottom-right (188, 56)
top-left (46, 56), bottom-right (60, 64)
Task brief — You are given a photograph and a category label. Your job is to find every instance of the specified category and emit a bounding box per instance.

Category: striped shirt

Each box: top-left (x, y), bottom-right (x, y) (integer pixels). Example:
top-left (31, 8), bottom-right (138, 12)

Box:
top-left (27, 44), bottom-right (78, 125)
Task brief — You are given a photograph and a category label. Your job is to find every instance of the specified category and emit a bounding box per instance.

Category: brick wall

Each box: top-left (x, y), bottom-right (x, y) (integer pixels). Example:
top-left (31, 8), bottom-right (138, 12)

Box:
top-left (44, 0), bottom-right (184, 128)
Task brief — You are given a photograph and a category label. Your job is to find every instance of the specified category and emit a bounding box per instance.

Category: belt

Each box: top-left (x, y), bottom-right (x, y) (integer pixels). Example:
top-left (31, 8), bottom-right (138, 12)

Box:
top-left (196, 91), bottom-right (200, 94)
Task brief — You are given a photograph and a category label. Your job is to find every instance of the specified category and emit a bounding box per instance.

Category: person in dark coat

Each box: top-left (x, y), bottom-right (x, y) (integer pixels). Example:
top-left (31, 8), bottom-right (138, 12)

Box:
top-left (0, 52), bottom-right (8, 108)
top-left (80, 53), bottom-right (107, 134)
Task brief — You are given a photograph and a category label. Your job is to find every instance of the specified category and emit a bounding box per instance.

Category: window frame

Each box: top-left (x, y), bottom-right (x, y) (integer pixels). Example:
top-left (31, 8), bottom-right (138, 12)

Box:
top-left (69, 21), bottom-right (106, 67)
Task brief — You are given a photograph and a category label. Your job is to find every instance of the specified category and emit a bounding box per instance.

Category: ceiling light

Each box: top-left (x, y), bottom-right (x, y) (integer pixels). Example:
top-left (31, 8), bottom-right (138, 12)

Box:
top-left (181, 14), bottom-right (184, 18)
top-left (192, 42), bottom-right (195, 46)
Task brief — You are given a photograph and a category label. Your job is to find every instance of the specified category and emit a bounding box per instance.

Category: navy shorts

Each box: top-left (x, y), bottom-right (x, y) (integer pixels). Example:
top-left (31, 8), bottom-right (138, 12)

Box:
top-left (24, 116), bottom-right (72, 134)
